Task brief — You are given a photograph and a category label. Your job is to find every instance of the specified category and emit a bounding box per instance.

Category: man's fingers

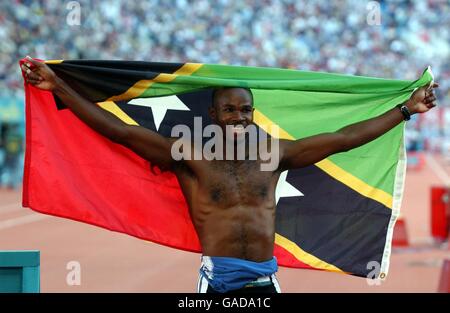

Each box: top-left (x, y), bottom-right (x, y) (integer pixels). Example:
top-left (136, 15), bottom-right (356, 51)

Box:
top-left (22, 62), bottom-right (38, 74)
top-left (25, 56), bottom-right (42, 68)
top-left (27, 80), bottom-right (39, 85)
top-left (26, 75), bottom-right (40, 82)
top-left (427, 82), bottom-right (439, 90)
top-left (21, 64), bottom-right (31, 74)
top-left (425, 88), bottom-right (435, 98)
top-left (28, 71), bottom-right (42, 81)
top-left (424, 95), bottom-right (436, 103)
top-left (26, 78), bottom-right (40, 85)
top-left (21, 64), bottom-right (32, 72)
top-left (22, 65), bottom-right (43, 80)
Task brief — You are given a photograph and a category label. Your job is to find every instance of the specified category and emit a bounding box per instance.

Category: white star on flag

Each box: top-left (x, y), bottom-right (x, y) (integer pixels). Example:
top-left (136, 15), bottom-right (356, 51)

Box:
top-left (128, 95), bottom-right (190, 130)
top-left (275, 170), bottom-right (304, 204)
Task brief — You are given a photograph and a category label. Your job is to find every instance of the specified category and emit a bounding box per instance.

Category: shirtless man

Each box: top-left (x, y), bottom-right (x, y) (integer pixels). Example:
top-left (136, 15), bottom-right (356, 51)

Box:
top-left (21, 57), bottom-right (438, 293)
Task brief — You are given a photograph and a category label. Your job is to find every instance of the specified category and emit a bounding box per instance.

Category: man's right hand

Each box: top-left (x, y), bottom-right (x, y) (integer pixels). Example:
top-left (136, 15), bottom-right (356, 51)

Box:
top-left (21, 56), bottom-right (58, 91)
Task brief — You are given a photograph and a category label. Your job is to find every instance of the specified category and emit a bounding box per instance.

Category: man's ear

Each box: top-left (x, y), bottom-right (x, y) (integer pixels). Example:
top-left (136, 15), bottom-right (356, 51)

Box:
top-left (208, 106), bottom-right (217, 121)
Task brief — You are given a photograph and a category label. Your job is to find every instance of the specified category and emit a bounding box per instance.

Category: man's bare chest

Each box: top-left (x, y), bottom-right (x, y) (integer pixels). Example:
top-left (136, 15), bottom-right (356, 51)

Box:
top-left (202, 160), bottom-right (277, 204)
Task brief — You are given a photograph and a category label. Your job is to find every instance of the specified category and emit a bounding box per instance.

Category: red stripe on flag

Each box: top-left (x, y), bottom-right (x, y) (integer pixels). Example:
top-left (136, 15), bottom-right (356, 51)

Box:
top-left (22, 84), bottom-right (201, 252)
top-left (274, 243), bottom-right (317, 270)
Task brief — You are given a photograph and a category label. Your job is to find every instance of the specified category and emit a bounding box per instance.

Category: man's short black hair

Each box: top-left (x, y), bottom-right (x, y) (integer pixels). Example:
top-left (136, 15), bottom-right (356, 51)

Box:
top-left (211, 87), bottom-right (254, 108)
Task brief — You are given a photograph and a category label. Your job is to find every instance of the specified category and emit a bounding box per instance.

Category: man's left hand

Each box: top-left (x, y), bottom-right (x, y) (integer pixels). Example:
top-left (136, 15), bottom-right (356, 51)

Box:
top-left (406, 82), bottom-right (439, 114)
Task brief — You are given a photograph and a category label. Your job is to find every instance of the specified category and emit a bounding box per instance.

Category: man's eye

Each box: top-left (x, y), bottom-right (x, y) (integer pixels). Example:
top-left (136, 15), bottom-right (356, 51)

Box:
top-left (225, 108), bottom-right (233, 112)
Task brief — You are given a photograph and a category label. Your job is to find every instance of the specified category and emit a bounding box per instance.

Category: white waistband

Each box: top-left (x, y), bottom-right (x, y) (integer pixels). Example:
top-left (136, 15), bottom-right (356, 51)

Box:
top-left (252, 275), bottom-right (272, 283)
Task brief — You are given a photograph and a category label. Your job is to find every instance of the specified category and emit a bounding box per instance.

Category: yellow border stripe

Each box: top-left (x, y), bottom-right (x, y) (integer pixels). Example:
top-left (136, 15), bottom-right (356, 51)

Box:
top-left (97, 101), bottom-right (138, 125)
top-left (44, 60), bottom-right (63, 64)
top-left (254, 108), bottom-right (393, 208)
top-left (107, 63), bottom-right (203, 102)
top-left (316, 159), bottom-right (393, 208)
top-left (108, 79), bottom-right (155, 102)
top-left (254, 109), bottom-right (294, 140)
top-left (275, 233), bottom-right (345, 273)
top-left (173, 63), bottom-right (204, 76)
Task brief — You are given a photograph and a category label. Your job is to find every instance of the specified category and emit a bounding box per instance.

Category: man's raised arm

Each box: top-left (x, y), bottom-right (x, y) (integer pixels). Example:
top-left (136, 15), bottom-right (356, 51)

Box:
top-left (279, 83), bottom-right (438, 170)
top-left (22, 57), bottom-right (174, 170)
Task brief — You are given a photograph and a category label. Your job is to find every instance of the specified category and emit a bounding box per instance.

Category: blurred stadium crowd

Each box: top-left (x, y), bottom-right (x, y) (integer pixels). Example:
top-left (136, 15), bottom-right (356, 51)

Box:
top-left (0, 0), bottom-right (449, 188)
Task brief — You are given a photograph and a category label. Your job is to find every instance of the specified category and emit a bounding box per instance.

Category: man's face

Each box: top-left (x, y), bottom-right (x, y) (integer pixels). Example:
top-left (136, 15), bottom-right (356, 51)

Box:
top-left (209, 88), bottom-right (254, 137)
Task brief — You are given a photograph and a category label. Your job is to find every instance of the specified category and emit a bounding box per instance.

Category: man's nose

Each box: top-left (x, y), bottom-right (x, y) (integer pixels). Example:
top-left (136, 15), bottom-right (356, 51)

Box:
top-left (231, 111), bottom-right (245, 121)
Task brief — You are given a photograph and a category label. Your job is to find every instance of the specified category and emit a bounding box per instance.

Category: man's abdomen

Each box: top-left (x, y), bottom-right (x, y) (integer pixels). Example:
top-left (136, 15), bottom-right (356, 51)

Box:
top-left (194, 204), bottom-right (276, 262)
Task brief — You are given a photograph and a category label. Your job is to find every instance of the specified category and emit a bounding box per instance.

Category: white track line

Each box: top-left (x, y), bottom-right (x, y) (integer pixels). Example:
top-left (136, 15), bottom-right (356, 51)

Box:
top-left (0, 213), bottom-right (48, 231)
top-left (426, 153), bottom-right (450, 186)
top-left (0, 203), bottom-right (24, 214)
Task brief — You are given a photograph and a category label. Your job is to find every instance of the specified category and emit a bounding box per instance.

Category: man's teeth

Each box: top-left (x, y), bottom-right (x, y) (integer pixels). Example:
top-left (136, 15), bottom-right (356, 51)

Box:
top-left (232, 125), bottom-right (245, 133)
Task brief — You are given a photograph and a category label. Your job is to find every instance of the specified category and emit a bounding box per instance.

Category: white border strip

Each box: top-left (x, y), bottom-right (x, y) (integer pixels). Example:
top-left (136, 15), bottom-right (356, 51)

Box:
top-left (379, 125), bottom-right (407, 279)
top-left (379, 66), bottom-right (434, 279)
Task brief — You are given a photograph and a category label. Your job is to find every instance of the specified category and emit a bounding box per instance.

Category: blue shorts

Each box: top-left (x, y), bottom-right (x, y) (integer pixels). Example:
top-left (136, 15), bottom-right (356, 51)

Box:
top-left (197, 255), bottom-right (281, 293)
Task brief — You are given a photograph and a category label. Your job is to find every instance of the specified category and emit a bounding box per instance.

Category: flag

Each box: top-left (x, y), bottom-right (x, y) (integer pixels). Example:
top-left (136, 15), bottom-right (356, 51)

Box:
top-left (20, 59), bottom-right (433, 278)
